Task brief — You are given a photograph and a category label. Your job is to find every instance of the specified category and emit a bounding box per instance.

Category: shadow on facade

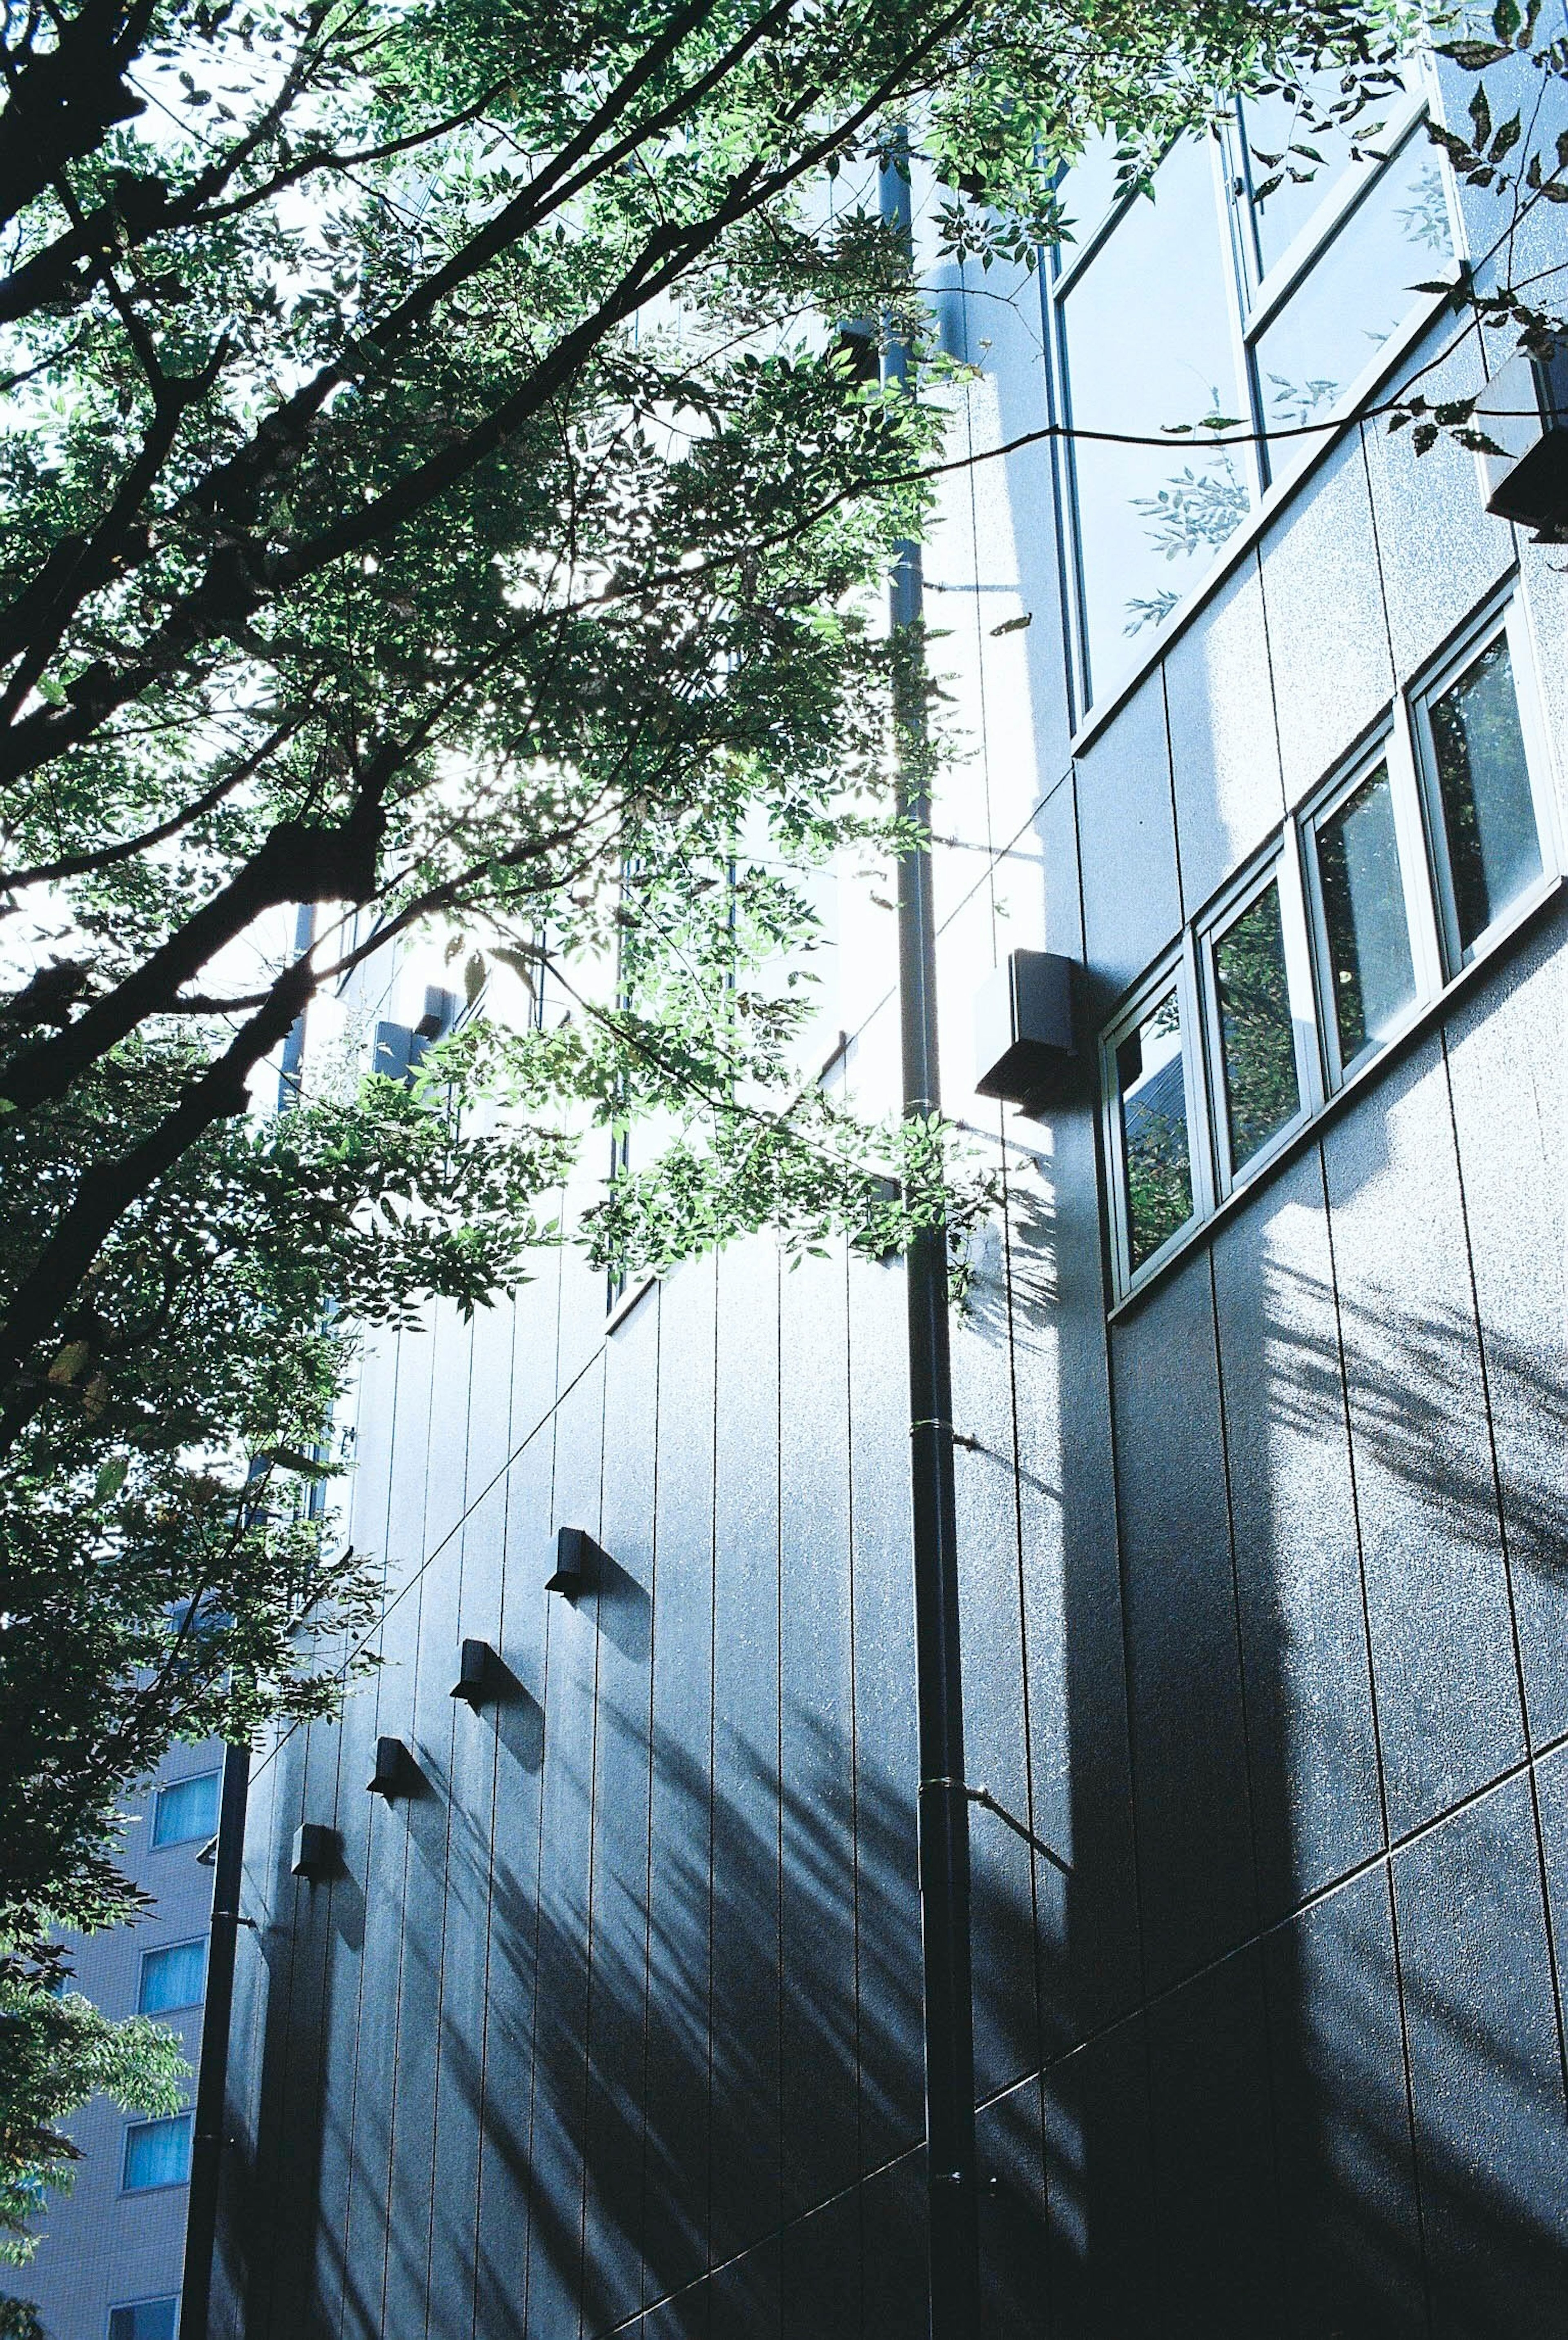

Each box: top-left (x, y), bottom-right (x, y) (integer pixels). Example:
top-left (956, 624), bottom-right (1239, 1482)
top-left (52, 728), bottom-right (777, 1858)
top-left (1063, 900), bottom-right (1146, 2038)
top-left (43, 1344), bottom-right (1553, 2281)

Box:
top-left (219, 1147), bottom-right (1568, 2338)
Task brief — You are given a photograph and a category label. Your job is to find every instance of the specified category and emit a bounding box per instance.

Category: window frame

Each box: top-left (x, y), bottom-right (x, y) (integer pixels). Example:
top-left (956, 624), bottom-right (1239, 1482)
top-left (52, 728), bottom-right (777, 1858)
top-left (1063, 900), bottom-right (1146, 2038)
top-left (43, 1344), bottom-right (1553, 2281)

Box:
top-left (1225, 81), bottom-right (1432, 329)
top-left (1048, 59), bottom-right (1462, 715)
top-left (1407, 588), bottom-right (1561, 979)
top-left (149, 1768), bottom-right (221, 1850)
top-left (1242, 114), bottom-right (1463, 495)
top-left (1098, 581), bottom-right (1561, 1311)
top-left (1196, 841), bottom-right (1321, 1200)
top-left (137, 1935), bottom-right (208, 2017)
top-left (119, 2110), bottom-right (194, 2195)
top-left (1099, 941), bottom-right (1212, 1298)
top-left (1298, 726), bottom-right (1434, 1092)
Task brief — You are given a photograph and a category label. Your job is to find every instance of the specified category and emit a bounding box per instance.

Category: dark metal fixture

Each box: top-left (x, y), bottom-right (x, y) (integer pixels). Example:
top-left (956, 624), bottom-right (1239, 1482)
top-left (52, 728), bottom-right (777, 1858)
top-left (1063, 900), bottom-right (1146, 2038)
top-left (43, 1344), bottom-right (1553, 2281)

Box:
top-left (882, 138), bottom-right (982, 2340)
top-left (367, 1735), bottom-right (419, 1799)
top-left (450, 1637), bottom-right (503, 1708)
top-left (415, 984), bottom-right (459, 1038)
top-left (1478, 345), bottom-right (1568, 541)
top-left (290, 1823), bottom-right (339, 1880)
top-left (546, 1525), bottom-right (606, 1596)
top-left (973, 948), bottom-right (1077, 1109)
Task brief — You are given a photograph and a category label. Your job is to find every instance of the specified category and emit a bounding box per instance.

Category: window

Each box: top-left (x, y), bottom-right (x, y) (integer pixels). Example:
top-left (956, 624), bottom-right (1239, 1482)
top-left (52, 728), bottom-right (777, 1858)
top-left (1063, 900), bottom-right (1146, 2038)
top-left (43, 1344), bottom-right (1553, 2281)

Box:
top-left (109, 2300), bottom-right (178, 2340)
top-left (1234, 72), bottom-right (1368, 279)
top-left (150, 1770), bottom-right (220, 1849)
top-left (1057, 136), bottom-right (1252, 704)
top-left (1052, 65), bottom-right (1457, 714)
top-left (138, 1938), bottom-right (207, 2016)
top-left (1204, 870), bottom-right (1306, 1182)
top-left (1108, 973), bottom-right (1199, 1280)
top-left (1099, 587), bottom-right (1555, 1303)
top-left (121, 2113), bottom-right (192, 2193)
top-left (1250, 128), bottom-right (1453, 485)
top-left (1414, 625), bottom-right (1546, 966)
top-left (1305, 756), bottom-right (1417, 1081)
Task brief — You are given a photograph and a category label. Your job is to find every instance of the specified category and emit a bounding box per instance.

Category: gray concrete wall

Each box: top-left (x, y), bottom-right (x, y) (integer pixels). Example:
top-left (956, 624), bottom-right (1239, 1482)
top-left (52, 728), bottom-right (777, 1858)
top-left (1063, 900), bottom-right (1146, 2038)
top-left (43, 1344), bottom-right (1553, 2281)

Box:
top-left (4, 1746), bottom-right (221, 2340)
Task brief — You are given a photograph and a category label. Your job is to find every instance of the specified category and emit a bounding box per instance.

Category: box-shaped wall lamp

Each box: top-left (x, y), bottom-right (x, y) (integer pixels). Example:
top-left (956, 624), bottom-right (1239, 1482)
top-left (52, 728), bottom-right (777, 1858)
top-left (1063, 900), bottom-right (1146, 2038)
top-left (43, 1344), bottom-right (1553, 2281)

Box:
top-left (415, 985), bottom-right (459, 1040)
top-left (450, 1637), bottom-right (501, 1709)
top-left (547, 1525), bottom-right (607, 1597)
top-left (291, 1823), bottom-right (339, 1881)
top-left (367, 1736), bottom-right (418, 1800)
top-left (973, 950), bottom-right (1076, 1110)
top-left (1476, 345), bottom-right (1568, 542)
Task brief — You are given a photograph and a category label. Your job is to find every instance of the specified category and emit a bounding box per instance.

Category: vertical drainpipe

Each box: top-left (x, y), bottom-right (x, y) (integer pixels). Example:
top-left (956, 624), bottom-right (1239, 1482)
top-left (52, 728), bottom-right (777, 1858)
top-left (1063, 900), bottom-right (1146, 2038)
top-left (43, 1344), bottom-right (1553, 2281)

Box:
top-left (180, 900), bottom-right (315, 2340)
top-left (880, 140), bottom-right (982, 2336)
top-left (179, 1743), bottom-right (249, 2340)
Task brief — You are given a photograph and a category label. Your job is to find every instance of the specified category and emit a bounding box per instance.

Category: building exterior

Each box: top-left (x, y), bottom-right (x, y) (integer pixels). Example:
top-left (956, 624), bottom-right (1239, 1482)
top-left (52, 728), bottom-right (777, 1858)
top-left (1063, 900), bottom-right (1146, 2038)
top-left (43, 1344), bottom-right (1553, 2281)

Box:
top-left (4, 1748), bottom-right (221, 2340)
top-left (212, 40), bottom-right (1568, 2340)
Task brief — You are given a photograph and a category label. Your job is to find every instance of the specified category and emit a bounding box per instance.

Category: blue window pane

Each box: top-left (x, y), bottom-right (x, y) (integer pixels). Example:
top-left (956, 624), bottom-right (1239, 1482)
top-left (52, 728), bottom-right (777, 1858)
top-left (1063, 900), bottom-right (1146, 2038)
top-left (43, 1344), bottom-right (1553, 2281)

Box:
top-left (122, 2113), bottom-right (192, 2192)
top-left (109, 2300), bottom-right (179, 2340)
top-left (1061, 136), bottom-right (1250, 704)
top-left (138, 1938), bottom-right (207, 2015)
top-left (150, 1771), bottom-right (219, 1848)
top-left (1253, 130), bottom-right (1452, 473)
top-left (1428, 635), bottom-right (1541, 952)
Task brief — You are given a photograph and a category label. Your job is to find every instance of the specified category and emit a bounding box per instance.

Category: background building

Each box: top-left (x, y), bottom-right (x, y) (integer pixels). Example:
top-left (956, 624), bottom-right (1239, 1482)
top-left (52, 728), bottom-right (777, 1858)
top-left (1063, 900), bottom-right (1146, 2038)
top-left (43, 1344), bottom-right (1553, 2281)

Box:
top-left (4, 1748), bottom-right (220, 2340)
top-left (210, 39), bottom-right (1568, 2339)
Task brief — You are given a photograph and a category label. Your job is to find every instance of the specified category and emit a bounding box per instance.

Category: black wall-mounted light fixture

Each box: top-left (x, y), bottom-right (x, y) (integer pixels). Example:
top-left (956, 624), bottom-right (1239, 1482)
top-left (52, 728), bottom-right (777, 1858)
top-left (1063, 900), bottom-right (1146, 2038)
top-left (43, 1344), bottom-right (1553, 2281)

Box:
top-left (291, 1822), bottom-right (339, 1880)
top-left (367, 1736), bottom-right (419, 1800)
top-left (450, 1637), bottom-right (505, 1708)
top-left (546, 1525), bottom-right (607, 1596)
top-left (1477, 345), bottom-right (1568, 542)
top-left (972, 949), bottom-right (1077, 1111)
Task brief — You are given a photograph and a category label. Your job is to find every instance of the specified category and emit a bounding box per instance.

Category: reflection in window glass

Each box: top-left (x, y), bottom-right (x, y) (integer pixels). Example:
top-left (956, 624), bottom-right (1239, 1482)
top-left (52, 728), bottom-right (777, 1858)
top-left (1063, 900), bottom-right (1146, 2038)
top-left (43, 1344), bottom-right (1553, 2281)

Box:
top-left (1238, 64), bottom-right (1398, 278)
top-left (1315, 763), bottom-right (1415, 1066)
top-left (1115, 986), bottom-right (1193, 1270)
top-left (122, 2113), bottom-right (193, 2192)
top-left (1253, 130), bottom-right (1451, 470)
top-left (1061, 137), bottom-right (1249, 702)
top-left (1058, 126), bottom-right (1125, 255)
top-left (1428, 635), bottom-right (1541, 952)
top-left (1213, 879), bottom-right (1300, 1171)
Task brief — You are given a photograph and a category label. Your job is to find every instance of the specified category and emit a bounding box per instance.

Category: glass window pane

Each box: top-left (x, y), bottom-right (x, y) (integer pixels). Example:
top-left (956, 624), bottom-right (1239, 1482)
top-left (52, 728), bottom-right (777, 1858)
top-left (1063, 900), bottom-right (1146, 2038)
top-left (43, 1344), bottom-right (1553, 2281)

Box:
top-left (1213, 878), bottom-right (1301, 1171)
top-left (151, 1771), bottom-right (220, 1847)
top-left (1061, 136), bottom-right (1250, 703)
top-left (1253, 131), bottom-right (1452, 474)
top-left (1315, 763), bottom-right (1415, 1066)
top-left (1238, 63), bottom-right (1404, 278)
top-left (122, 2113), bottom-right (192, 2192)
top-left (1057, 126), bottom-right (1125, 256)
top-left (1115, 985), bottom-right (1194, 1271)
top-left (138, 1939), bottom-right (207, 2015)
top-left (1428, 635), bottom-right (1541, 952)
top-left (109, 2301), bottom-right (179, 2340)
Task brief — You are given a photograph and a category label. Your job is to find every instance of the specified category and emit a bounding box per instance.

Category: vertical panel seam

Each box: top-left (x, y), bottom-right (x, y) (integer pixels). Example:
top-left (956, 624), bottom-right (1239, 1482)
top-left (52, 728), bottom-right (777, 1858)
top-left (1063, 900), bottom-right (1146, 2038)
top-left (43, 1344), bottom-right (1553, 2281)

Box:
top-left (332, 1329), bottom-right (402, 2340)
top-left (423, 1316), bottom-right (480, 2338)
top-left (1439, 1025), bottom-right (1568, 2117)
top-left (1204, 1246), bottom-right (1290, 2323)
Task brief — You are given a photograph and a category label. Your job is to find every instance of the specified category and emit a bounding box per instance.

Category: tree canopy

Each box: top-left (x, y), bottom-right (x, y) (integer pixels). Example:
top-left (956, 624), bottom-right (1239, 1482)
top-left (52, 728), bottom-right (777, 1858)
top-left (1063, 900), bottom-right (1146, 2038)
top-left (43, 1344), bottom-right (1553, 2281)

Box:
top-left (3, 0), bottom-right (1560, 2262)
